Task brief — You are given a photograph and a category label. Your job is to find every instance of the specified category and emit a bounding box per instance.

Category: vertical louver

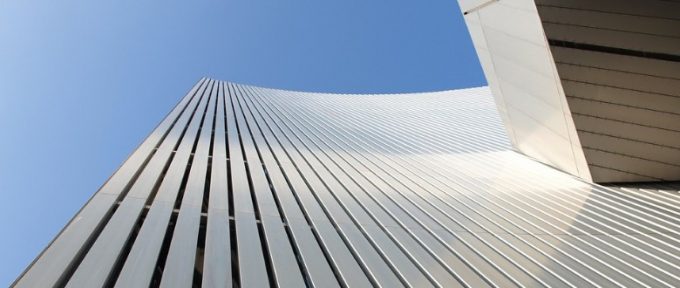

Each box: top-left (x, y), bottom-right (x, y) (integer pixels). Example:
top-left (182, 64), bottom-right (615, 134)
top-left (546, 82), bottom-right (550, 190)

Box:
top-left (14, 78), bottom-right (680, 287)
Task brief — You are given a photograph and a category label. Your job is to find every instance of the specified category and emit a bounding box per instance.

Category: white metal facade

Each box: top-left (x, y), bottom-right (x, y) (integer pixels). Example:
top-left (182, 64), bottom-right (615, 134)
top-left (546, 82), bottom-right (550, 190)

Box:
top-left (459, 0), bottom-right (680, 183)
top-left (459, 0), bottom-right (591, 181)
top-left (14, 79), bottom-right (680, 287)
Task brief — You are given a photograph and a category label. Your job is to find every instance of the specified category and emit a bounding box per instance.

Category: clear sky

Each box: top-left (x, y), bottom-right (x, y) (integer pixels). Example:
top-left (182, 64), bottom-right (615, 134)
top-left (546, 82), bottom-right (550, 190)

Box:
top-left (0, 0), bottom-right (484, 285)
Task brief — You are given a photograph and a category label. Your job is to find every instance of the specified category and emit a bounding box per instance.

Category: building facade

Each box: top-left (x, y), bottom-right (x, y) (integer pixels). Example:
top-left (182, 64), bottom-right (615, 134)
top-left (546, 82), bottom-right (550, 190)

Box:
top-left (14, 78), bottom-right (680, 287)
top-left (459, 0), bottom-right (680, 183)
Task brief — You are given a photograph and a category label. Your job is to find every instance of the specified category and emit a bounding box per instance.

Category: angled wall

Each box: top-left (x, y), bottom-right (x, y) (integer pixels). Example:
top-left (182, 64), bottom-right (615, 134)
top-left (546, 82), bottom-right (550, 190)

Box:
top-left (458, 0), bottom-right (592, 181)
top-left (459, 0), bottom-right (680, 183)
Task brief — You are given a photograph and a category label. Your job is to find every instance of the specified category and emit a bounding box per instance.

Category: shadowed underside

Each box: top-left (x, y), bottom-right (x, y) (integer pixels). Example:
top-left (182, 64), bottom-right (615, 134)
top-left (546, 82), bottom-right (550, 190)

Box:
top-left (15, 78), bottom-right (680, 287)
top-left (459, 0), bottom-right (680, 183)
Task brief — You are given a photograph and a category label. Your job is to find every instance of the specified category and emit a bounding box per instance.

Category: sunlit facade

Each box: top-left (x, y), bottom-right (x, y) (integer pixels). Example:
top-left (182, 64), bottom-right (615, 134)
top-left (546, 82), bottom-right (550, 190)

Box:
top-left (14, 78), bottom-right (680, 287)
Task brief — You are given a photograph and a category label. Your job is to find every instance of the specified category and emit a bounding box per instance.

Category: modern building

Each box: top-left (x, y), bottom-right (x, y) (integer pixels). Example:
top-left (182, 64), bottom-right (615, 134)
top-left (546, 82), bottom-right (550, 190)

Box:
top-left (14, 1), bottom-right (680, 286)
top-left (459, 0), bottom-right (680, 183)
top-left (14, 78), bottom-right (680, 287)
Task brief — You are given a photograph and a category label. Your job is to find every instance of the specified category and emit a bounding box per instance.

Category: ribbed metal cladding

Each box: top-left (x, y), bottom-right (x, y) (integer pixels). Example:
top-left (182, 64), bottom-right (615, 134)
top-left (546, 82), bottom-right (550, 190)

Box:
top-left (14, 78), bottom-right (680, 287)
top-left (536, 0), bottom-right (680, 182)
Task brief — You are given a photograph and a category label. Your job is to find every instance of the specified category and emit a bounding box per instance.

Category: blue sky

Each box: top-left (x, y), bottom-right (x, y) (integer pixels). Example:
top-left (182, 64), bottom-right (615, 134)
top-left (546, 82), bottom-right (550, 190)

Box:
top-left (0, 0), bottom-right (484, 285)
